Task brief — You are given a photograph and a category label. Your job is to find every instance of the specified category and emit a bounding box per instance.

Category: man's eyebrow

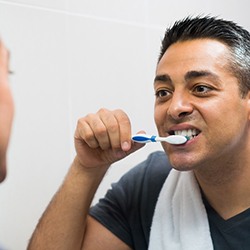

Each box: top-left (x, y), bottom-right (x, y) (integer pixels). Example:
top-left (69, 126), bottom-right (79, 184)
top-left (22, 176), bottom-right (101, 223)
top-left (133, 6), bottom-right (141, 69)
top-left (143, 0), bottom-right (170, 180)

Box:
top-left (185, 70), bottom-right (220, 82)
top-left (154, 74), bottom-right (172, 83)
top-left (154, 70), bottom-right (221, 85)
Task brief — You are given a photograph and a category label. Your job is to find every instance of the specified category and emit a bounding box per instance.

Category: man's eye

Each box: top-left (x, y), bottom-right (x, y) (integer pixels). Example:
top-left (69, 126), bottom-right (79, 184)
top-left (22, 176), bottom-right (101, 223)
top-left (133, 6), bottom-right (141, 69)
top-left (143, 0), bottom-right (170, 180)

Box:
top-left (193, 85), bottom-right (212, 95)
top-left (155, 89), bottom-right (171, 99)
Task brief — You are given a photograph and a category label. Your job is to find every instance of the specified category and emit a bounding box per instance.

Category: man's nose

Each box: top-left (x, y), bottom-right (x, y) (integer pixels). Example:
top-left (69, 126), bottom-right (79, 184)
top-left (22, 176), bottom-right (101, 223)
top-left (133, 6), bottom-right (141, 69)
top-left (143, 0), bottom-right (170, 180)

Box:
top-left (167, 92), bottom-right (193, 120)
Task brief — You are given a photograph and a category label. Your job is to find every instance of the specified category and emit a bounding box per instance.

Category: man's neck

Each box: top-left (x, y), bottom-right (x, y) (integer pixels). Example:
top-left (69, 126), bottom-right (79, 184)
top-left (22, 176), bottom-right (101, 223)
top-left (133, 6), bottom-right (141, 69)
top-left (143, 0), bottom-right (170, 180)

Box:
top-left (194, 163), bottom-right (250, 220)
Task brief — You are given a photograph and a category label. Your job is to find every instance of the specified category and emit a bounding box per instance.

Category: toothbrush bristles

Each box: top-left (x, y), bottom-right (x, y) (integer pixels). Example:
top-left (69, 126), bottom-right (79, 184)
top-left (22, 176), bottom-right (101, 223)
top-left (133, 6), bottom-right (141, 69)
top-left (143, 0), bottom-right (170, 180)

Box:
top-left (185, 136), bottom-right (190, 141)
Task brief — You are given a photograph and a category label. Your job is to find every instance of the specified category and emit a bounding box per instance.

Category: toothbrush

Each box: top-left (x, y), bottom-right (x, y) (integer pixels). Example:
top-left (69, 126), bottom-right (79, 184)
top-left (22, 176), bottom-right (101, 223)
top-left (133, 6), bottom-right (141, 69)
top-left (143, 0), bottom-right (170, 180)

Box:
top-left (131, 134), bottom-right (189, 145)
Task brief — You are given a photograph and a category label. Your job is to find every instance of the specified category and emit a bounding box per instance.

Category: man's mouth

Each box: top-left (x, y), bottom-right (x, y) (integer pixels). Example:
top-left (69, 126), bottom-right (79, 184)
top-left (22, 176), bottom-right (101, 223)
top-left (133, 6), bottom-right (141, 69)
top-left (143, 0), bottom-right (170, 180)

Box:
top-left (169, 129), bottom-right (201, 140)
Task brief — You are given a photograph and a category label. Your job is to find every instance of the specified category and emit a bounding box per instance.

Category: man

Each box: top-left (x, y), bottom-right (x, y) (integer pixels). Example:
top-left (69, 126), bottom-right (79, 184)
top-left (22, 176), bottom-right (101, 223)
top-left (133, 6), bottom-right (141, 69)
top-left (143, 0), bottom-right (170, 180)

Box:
top-left (0, 40), bottom-right (14, 183)
top-left (28, 16), bottom-right (250, 249)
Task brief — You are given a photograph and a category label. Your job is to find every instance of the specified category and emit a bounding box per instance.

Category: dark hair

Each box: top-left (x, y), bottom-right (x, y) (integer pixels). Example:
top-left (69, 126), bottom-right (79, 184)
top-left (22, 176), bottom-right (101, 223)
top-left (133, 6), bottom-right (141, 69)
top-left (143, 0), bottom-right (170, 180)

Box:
top-left (159, 16), bottom-right (250, 96)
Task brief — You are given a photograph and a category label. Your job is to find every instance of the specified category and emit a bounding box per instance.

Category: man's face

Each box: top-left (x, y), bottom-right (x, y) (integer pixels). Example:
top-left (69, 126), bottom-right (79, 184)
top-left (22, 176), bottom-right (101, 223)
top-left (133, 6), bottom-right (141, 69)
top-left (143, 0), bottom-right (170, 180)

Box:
top-left (154, 39), bottom-right (250, 171)
top-left (0, 43), bottom-right (14, 182)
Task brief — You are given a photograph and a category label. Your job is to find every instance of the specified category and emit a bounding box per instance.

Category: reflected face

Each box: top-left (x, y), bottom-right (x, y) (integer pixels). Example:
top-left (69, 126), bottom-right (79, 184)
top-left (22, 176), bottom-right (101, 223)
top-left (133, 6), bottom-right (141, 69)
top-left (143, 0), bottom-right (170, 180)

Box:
top-left (0, 44), bottom-right (14, 183)
top-left (154, 39), bottom-right (250, 171)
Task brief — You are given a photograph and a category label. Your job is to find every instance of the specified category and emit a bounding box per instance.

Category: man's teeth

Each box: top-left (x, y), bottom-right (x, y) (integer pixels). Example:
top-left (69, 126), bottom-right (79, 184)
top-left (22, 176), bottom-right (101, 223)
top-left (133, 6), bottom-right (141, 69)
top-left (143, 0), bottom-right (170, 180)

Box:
top-left (174, 129), bottom-right (199, 139)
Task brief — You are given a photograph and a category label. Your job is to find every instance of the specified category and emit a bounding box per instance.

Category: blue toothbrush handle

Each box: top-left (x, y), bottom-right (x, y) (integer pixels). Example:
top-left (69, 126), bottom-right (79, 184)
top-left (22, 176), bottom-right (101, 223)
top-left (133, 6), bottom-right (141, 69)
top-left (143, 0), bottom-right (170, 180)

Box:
top-left (131, 134), bottom-right (157, 143)
top-left (132, 134), bottom-right (188, 145)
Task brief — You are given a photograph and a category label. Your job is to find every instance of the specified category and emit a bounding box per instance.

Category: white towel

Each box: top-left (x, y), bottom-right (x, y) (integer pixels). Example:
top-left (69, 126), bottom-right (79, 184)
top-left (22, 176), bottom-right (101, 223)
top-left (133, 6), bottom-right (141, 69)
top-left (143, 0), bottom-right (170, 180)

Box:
top-left (148, 169), bottom-right (213, 250)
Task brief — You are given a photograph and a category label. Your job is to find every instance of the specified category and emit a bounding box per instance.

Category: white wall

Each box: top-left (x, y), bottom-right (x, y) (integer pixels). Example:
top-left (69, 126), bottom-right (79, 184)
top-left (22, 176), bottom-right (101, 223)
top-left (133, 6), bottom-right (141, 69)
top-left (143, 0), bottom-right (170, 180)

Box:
top-left (0, 0), bottom-right (249, 249)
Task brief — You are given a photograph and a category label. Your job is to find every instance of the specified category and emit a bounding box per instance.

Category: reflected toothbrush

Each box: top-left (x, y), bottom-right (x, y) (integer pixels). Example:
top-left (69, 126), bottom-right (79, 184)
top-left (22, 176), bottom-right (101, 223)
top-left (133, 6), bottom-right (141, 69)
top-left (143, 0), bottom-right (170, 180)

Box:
top-left (131, 134), bottom-right (189, 145)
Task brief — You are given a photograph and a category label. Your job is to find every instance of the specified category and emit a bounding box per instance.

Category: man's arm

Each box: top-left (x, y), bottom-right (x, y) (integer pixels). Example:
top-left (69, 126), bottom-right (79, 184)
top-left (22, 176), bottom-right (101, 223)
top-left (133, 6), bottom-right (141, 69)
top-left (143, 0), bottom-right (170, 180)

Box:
top-left (27, 108), bottom-right (144, 249)
top-left (82, 216), bottom-right (132, 250)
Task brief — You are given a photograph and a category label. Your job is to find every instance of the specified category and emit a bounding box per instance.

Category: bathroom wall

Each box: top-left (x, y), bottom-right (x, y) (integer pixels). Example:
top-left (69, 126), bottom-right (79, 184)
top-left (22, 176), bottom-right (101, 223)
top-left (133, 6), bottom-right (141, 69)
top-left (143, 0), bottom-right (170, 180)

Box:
top-left (0, 0), bottom-right (249, 249)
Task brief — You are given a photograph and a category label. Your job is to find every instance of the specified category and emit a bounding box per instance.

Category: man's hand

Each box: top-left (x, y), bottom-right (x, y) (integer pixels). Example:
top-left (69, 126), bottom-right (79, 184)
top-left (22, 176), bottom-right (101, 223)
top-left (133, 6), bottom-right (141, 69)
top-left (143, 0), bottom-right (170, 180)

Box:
top-left (74, 108), bottom-right (144, 170)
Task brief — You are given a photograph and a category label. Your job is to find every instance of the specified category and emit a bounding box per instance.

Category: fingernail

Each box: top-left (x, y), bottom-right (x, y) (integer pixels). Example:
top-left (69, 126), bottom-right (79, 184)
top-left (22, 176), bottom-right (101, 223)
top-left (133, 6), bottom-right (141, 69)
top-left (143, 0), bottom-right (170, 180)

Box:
top-left (121, 141), bottom-right (130, 151)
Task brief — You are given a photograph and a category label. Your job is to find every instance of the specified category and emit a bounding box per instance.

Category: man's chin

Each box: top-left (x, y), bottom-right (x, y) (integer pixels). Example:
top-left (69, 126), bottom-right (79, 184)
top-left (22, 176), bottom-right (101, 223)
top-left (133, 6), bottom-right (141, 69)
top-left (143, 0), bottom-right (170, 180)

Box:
top-left (169, 157), bottom-right (196, 172)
